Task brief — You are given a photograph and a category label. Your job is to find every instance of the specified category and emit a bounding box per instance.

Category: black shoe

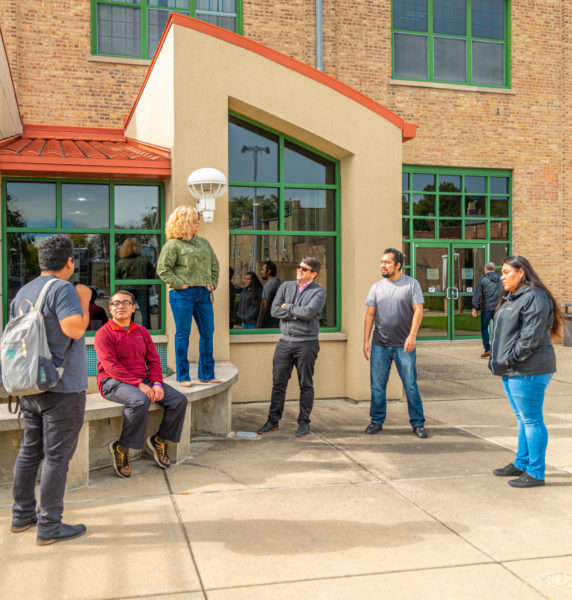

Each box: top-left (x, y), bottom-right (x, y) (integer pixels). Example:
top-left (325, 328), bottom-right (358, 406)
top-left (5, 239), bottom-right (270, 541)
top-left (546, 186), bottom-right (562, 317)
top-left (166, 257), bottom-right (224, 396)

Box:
top-left (413, 426), bottom-right (428, 438)
top-left (11, 516), bottom-right (38, 533)
top-left (257, 421), bottom-right (279, 434)
top-left (37, 523), bottom-right (87, 546)
top-left (493, 463), bottom-right (523, 477)
top-left (365, 423), bottom-right (382, 435)
top-left (295, 423), bottom-right (310, 436)
top-left (508, 472), bottom-right (545, 488)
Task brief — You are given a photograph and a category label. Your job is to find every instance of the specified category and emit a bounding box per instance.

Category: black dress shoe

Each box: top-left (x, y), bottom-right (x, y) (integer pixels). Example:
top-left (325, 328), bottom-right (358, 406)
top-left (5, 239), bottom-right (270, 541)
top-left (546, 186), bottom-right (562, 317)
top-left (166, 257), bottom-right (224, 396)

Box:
top-left (37, 523), bottom-right (87, 546)
top-left (493, 463), bottom-right (523, 477)
top-left (257, 421), bottom-right (279, 434)
top-left (508, 473), bottom-right (545, 488)
top-left (295, 423), bottom-right (310, 436)
top-left (365, 423), bottom-right (382, 435)
top-left (11, 517), bottom-right (38, 533)
top-left (413, 426), bottom-right (428, 438)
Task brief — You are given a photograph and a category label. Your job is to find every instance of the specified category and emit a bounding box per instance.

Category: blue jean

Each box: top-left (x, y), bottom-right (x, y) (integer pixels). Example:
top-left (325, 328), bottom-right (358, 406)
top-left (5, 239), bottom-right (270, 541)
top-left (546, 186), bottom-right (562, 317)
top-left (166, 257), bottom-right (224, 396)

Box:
top-left (370, 345), bottom-right (425, 428)
top-left (502, 373), bottom-right (553, 480)
top-left (169, 287), bottom-right (215, 382)
top-left (480, 310), bottom-right (495, 352)
top-left (242, 323), bottom-right (256, 329)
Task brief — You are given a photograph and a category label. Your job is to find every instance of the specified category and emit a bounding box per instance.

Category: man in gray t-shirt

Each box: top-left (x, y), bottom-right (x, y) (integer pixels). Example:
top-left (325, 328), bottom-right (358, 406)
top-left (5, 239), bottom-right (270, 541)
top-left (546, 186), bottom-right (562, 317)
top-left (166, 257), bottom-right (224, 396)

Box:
top-left (363, 248), bottom-right (428, 439)
top-left (257, 260), bottom-right (281, 329)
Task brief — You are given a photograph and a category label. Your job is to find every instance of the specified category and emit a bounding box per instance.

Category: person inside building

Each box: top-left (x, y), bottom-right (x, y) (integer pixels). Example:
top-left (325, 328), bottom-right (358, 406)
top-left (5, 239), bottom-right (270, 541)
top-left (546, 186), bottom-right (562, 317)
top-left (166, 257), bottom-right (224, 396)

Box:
top-left (156, 205), bottom-right (220, 386)
top-left (471, 261), bottom-right (502, 358)
top-left (257, 260), bottom-right (282, 329)
top-left (95, 290), bottom-right (187, 478)
top-left (489, 255), bottom-right (563, 488)
top-left (237, 271), bottom-right (262, 329)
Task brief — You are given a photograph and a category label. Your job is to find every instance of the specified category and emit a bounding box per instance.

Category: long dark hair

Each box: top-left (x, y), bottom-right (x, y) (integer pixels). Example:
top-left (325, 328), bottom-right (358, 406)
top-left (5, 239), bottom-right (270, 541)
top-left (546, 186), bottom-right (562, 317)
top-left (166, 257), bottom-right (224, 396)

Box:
top-left (245, 271), bottom-right (263, 306)
top-left (498, 255), bottom-right (564, 338)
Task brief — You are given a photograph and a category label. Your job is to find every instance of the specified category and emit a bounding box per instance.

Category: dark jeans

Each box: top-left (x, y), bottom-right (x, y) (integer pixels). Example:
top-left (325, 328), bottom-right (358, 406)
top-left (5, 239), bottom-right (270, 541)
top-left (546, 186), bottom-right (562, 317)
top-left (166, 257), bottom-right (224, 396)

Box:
top-left (101, 378), bottom-right (187, 449)
top-left (268, 339), bottom-right (320, 425)
top-left (12, 391), bottom-right (86, 537)
top-left (480, 310), bottom-right (495, 352)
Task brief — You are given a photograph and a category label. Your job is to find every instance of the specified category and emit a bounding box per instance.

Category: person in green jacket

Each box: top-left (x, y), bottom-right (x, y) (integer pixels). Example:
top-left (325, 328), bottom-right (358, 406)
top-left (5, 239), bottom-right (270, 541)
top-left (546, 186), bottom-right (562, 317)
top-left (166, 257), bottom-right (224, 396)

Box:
top-left (157, 206), bottom-right (220, 386)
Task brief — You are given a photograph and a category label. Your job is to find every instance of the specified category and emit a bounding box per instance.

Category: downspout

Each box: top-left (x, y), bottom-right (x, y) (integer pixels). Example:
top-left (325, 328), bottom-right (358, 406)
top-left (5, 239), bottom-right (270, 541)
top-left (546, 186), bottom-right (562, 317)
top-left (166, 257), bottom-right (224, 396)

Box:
top-left (316, 0), bottom-right (323, 71)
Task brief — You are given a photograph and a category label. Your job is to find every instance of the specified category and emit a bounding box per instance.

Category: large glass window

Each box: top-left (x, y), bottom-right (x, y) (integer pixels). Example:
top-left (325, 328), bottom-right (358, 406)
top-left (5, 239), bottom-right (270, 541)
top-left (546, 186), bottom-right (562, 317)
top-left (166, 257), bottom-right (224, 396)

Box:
top-left (392, 0), bottom-right (510, 87)
top-left (228, 115), bottom-right (339, 332)
top-left (3, 180), bottom-right (164, 333)
top-left (93, 0), bottom-right (242, 59)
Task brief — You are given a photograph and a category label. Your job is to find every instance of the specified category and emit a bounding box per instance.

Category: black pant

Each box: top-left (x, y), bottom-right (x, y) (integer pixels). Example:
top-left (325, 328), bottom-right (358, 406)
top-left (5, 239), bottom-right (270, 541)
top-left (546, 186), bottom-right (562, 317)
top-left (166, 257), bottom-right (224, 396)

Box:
top-left (268, 339), bottom-right (320, 425)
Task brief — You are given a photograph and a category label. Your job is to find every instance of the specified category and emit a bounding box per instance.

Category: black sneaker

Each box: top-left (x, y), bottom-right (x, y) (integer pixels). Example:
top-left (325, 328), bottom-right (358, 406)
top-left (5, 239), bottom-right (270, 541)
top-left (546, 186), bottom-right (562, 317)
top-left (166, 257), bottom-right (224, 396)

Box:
top-left (147, 434), bottom-right (171, 469)
top-left (493, 463), bottom-right (523, 477)
top-left (257, 421), bottom-right (279, 434)
top-left (508, 472), bottom-right (545, 488)
top-left (109, 441), bottom-right (131, 478)
top-left (365, 423), bottom-right (382, 435)
top-left (413, 426), bottom-right (428, 438)
top-left (37, 523), bottom-right (86, 546)
top-left (295, 423), bottom-right (310, 436)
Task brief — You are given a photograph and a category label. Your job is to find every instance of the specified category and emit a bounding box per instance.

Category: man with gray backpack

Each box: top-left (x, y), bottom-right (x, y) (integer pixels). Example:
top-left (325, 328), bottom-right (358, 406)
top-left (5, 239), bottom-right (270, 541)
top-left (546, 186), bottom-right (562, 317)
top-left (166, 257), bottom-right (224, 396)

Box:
top-left (8, 235), bottom-right (91, 546)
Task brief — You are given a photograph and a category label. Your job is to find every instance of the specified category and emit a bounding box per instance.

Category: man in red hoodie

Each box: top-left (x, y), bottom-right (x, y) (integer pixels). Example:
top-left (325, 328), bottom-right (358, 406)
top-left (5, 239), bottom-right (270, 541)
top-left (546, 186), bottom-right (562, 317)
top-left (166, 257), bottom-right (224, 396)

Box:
top-left (94, 290), bottom-right (187, 478)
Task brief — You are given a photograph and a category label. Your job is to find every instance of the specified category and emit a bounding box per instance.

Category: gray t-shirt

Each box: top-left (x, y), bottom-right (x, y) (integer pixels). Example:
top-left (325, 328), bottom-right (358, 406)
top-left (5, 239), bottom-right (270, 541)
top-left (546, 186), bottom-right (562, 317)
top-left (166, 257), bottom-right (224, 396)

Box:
top-left (10, 275), bottom-right (87, 393)
top-left (261, 277), bottom-right (282, 327)
top-left (365, 274), bottom-right (424, 347)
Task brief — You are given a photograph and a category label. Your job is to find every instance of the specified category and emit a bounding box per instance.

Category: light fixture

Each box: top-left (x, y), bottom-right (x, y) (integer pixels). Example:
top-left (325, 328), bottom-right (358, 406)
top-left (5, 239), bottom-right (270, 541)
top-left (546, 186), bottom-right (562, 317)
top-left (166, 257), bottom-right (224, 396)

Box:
top-left (187, 167), bottom-right (227, 223)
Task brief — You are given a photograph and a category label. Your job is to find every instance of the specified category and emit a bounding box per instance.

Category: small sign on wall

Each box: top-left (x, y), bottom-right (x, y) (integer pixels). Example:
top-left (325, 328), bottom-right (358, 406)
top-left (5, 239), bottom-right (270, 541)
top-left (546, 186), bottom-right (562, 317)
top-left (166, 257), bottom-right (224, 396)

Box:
top-left (461, 268), bottom-right (473, 280)
top-left (426, 268), bottom-right (439, 280)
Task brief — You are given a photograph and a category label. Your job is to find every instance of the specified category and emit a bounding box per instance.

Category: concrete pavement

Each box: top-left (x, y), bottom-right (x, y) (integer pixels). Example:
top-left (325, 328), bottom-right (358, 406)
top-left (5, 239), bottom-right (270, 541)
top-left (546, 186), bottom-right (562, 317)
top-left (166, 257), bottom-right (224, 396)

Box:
top-left (1, 344), bottom-right (571, 599)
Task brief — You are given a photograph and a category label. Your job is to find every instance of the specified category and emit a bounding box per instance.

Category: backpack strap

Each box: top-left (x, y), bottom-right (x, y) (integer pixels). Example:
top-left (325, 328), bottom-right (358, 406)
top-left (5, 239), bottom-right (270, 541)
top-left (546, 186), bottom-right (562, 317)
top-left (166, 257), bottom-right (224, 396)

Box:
top-left (33, 277), bottom-right (60, 313)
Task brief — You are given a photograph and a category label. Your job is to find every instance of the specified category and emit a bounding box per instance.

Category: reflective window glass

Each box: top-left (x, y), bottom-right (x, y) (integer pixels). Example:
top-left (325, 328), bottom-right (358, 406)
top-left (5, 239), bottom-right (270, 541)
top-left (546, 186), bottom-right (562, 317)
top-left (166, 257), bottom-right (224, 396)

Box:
top-left (413, 219), bottom-right (435, 238)
top-left (284, 189), bottom-right (335, 231)
top-left (394, 33), bottom-right (428, 79)
top-left (148, 9), bottom-right (172, 58)
top-left (197, 0), bottom-right (236, 10)
top-left (284, 141), bottom-right (335, 185)
top-left (393, 0), bottom-right (428, 31)
top-left (464, 220), bottom-right (487, 239)
top-left (114, 185), bottom-right (160, 229)
top-left (195, 13), bottom-right (236, 30)
top-left (6, 182), bottom-right (56, 228)
top-left (97, 5), bottom-right (141, 56)
top-left (465, 196), bottom-right (485, 216)
top-left (472, 0), bottom-right (504, 40)
top-left (402, 194), bottom-right (410, 216)
top-left (403, 219), bottom-right (410, 239)
top-left (490, 176), bottom-right (508, 194)
top-left (439, 220), bottom-right (462, 239)
top-left (115, 234), bottom-right (161, 278)
top-left (5, 233), bottom-right (49, 303)
top-left (490, 243), bottom-right (509, 265)
top-left (62, 184), bottom-right (109, 228)
top-left (472, 41), bottom-right (504, 86)
top-left (228, 187), bottom-right (279, 230)
top-left (439, 175), bottom-right (461, 192)
top-left (490, 197), bottom-right (508, 217)
top-left (433, 0), bottom-right (466, 35)
top-left (402, 172), bottom-right (410, 190)
top-left (149, 0), bottom-right (187, 7)
top-left (413, 194), bottom-right (436, 216)
top-left (228, 117), bottom-right (278, 182)
top-left (412, 173), bottom-right (436, 191)
top-left (465, 176), bottom-right (486, 193)
top-left (434, 37), bottom-right (466, 82)
top-left (490, 220), bottom-right (509, 239)
top-left (439, 195), bottom-right (461, 217)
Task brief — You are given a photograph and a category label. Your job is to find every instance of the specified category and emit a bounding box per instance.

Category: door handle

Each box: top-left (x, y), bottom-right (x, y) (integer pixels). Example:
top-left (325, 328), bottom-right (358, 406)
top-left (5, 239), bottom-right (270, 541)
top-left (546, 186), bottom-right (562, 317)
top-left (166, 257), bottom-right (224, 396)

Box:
top-left (446, 287), bottom-right (451, 300)
top-left (451, 287), bottom-right (459, 300)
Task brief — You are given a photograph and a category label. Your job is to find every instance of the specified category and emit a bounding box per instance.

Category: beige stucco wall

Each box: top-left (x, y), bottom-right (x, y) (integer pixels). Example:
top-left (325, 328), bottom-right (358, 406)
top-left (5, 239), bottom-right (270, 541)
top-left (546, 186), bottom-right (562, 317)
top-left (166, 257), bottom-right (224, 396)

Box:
top-left (0, 31), bottom-right (21, 140)
top-left (126, 21), bottom-right (407, 402)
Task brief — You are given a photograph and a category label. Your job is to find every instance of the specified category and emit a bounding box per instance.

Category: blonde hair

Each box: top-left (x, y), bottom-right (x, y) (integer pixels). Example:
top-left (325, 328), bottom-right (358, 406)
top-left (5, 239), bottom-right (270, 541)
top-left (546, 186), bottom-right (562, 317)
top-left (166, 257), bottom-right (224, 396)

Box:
top-left (119, 237), bottom-right (142, 258)
top-left (165, 205), bottom-right (198, 240)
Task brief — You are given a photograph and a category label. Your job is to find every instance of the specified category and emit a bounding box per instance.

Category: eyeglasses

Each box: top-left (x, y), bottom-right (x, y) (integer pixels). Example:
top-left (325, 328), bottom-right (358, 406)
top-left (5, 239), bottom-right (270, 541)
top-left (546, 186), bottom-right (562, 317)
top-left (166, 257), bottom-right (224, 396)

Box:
top-left (110, 300), bottom-right (134, 307)
top-left (297, 265), bottom-right (312, 272)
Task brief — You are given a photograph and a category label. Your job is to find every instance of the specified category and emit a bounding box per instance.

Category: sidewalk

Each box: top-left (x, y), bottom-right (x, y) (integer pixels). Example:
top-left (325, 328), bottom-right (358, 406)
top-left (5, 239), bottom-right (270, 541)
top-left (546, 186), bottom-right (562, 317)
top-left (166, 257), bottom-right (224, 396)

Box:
top-left (1, 345), bottom-right (571, 599)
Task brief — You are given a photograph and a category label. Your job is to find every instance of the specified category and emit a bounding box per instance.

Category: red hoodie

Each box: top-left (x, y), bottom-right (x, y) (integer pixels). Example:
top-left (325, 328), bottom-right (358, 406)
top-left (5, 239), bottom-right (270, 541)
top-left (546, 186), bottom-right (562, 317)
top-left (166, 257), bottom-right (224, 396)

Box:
top-left (94, 320), bottom-right (163, 393)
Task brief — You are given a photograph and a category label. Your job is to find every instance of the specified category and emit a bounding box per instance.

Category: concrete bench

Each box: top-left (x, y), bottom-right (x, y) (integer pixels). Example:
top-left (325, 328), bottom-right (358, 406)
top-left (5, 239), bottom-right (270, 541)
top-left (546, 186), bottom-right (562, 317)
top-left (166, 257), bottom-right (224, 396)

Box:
top-left (0, 362), bottom-right (237, 488)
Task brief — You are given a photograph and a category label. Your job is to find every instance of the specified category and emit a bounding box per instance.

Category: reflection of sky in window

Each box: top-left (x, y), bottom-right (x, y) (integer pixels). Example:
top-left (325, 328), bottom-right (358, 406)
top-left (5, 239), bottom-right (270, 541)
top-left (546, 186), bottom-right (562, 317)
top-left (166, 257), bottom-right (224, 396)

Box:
top-left (6, 182), bottom-right (56, 228)
top-left (285, 189), bottom-right (327, 208)
top-left (284, 145), bottom-right (333, 185)
top-left (229, 121), bottom-right (278, 182)
top-left (115, 186), bottom-right (159, 229)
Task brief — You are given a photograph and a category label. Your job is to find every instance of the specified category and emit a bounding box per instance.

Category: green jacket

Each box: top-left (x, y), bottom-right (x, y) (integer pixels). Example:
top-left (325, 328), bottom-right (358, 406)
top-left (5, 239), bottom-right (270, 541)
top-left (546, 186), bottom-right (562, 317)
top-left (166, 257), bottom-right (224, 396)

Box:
top-left (156, 237), bottom-right (220, 290)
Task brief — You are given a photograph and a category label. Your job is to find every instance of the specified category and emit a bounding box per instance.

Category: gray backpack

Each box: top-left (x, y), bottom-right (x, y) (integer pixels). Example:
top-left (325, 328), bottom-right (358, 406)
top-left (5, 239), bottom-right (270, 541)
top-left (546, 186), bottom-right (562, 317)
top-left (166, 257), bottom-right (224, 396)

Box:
top-left (0, 278), bottom-right (72, 399)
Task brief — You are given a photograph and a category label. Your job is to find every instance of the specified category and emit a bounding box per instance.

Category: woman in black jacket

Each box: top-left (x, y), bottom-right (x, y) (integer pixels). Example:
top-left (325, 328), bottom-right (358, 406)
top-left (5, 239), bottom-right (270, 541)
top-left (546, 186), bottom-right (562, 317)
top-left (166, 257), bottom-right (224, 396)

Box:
top-left (489, 256), bottom-right (563, 488)
top-left (237, 272), bottom-right (262, 329)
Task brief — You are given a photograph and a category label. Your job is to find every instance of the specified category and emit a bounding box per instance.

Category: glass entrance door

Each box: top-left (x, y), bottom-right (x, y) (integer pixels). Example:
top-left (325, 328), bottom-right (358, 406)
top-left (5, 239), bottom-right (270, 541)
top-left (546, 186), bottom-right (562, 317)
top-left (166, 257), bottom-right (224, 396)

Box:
top-left (413, 242), bottom-right (487, 340)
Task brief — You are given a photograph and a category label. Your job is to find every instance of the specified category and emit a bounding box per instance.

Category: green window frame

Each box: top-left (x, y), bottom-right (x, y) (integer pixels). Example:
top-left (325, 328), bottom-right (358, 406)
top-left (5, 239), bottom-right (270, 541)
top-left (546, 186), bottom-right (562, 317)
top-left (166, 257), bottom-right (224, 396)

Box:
top-left (228, 113), bottom-right (341, 334)
top-left (392, 0), bottom-right (511, 88)
top-left (2, 178), bottom-right (166, 335)
top-left (91, 0), bottom-right (244, 59)
top-left (401, 166), bottom-right (512, 269)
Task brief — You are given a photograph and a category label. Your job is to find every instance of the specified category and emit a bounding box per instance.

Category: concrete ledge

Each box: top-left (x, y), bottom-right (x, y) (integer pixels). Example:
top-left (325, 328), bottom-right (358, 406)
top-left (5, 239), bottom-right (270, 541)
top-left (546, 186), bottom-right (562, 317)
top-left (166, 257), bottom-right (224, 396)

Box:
top-left (0, 362), bottom-right (238, 488)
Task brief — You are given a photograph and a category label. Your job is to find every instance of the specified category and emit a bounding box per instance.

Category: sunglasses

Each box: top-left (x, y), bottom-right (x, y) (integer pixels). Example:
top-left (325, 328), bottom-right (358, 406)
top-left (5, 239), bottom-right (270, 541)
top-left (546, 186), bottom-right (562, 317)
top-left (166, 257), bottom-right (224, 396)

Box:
top-left (297, 265), bottom-right (313, 272)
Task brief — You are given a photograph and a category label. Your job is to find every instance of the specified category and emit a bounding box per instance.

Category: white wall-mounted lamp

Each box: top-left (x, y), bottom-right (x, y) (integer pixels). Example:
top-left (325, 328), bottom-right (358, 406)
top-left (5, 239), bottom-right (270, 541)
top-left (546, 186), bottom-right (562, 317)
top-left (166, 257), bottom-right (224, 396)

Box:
top-left (187, 167), bottom-right (227, 223)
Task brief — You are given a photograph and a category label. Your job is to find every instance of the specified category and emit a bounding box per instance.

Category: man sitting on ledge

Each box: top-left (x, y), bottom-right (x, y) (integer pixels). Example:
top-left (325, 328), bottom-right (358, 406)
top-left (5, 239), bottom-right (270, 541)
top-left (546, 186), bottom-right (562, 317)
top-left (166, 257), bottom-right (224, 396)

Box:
top-left (94, 290), bottom-right (187, 478)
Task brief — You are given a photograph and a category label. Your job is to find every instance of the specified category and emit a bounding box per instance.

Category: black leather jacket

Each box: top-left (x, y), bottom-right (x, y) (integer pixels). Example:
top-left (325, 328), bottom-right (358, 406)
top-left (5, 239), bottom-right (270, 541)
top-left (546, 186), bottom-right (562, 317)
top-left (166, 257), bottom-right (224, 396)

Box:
top-left (489, 285), bottom-right (556, 377)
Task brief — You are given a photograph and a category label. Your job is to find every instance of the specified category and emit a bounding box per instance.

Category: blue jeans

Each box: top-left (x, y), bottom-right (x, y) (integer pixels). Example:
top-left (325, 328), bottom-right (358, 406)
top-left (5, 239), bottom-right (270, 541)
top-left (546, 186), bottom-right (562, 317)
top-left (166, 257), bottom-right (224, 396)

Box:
top-left (370, 345), bottom-right (425, 428)
top-left (480, 310), bottom-right (494, 352)
top-left (502, 373), bottom-right (553, 480)
top-left (169, 287), bottom-right (215, 382)
top-left (242, 323), bottom-right (256, 329)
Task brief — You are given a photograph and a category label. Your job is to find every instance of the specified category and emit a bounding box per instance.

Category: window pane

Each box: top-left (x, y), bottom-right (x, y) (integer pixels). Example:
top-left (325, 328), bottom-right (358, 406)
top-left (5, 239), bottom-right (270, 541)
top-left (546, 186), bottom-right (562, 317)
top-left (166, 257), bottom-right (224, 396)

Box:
top-left (196, 13), bottom-right (236, 31)
top-left (98, 5), bottom-right (141, 57)
top-left (490, 176), bottom-right (508, 193)
top-left (413, 194), bottom-right (435, 216)
top-left (465, 175), bottom-right (485, 193)
top-left (229, 234), bottom-right (337, 328)
top-left (472, 41), bottom-right (504, 86)
top-left (490, 243), bottom-right (509, 266)
top-left (439, 174), bottom-right (461, 192)
top-left (284, 189), bottom-right (335, 231)
top-left (149, 0), bottom-right (187, 7)
top-left (434, 37), bottom-right (466, 82)
top-left (490, 197), bottom-right (508, 217)
top-left (228, 187), bottom-right (279, 230)
top-left (393, 0), bottom-right (428, 31)
top-left (402, 242), bottom-right (410, 266)
top-left (114, 186), bottom-right (160, 229)
top-left (197, 0), bottom-right (236, 11)
top-left (113, 284), bottom-right (162, 330)
top-left (394, 33), bottom-right (428, 79)
top-left (413, 219), bottom-right (435, 238)
top-left (412, 173), bottom-right (435, 191)
top-left (62, 184), bottom-right (109, 228)
top-left (115, 234), bottom-right (161, 277)
top-left (402, 194), bottom-right (410, 216)
top-left (148, 9), bottom-right (172, 58)
top-left (402, 172), bottom-right (409, 190)
top-left (472, 0), bottom-right (505, 40)
top-left (5, 233), bottom-right (49, 305)
top-left (466, 196), bottom-right (485, 216)
top-left (439, 220), bottom-right (462, 239)
top-left (433, 0), bottom-right (466, 35)
top-left (229, 117), bottom-right (279, 182)
top-left (490, 220), bottom-right (509, 239)
top-left (284, 141), bottom-right (335, 185)
top-left (439, 195), bottom-right (461, 217)
top-left (6, 182), bottom-right (56, 228)
top-left (465, 220), bottom-right (487, 239)
top-left (68, 233), bottom-right (111, 289)
top-left (402, 218), bottom-right (410, 239)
